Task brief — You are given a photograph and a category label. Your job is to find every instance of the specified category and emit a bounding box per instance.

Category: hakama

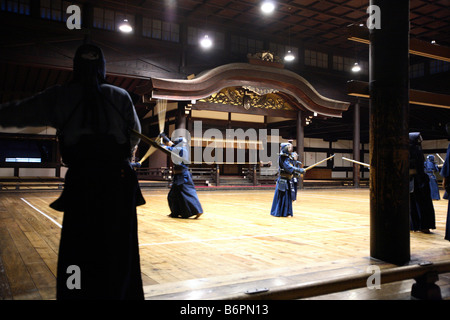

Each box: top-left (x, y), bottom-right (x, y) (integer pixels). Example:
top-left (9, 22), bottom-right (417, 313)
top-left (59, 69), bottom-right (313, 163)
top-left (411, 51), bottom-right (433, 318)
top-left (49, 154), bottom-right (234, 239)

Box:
top-left (424, 156), bottom-right (440, 200)
top-left (270, 154), bottom-right (300, 217)
top-left (168, 168), bottom-right (203, 218)
top-left (165, 142), bottom-right (203, 218)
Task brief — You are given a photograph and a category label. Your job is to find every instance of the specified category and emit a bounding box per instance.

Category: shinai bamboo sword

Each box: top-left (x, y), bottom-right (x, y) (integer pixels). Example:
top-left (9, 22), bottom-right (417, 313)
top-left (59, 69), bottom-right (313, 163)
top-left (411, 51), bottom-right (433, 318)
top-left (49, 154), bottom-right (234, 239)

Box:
top-left (342, 156), bottom-right (371, 168)
top-left (435, 153), bottom-right (444, 168)
top-left (303, 154), bottom-right (336, 172)
top-left (130, 129), bottom-right (190, 165)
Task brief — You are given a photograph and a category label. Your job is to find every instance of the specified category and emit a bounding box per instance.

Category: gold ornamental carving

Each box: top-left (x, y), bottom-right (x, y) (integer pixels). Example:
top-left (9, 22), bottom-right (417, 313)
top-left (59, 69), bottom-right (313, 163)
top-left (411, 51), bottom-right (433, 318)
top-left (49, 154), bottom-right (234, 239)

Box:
top-left (247, 51), bottom-right (283, 64)
top-left (200, 87), bottom-right (294, 111)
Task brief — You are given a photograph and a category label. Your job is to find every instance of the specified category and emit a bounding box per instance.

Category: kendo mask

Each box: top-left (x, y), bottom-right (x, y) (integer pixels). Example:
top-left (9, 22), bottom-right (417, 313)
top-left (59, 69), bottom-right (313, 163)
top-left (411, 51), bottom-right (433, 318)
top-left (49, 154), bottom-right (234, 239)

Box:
top-left (409, 132), bottom-right (423, 145)
top-left (280, 143), bottom-right (292, 155)
top-left (73, 44), bottom-right (106, 83)
top-left (173, 137), bottom-right (187, 147)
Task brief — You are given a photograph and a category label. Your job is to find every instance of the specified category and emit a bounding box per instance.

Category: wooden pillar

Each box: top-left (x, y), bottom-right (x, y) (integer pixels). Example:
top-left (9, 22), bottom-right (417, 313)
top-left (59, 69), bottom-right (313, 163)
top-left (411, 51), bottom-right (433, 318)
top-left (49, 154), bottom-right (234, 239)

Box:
top-left (216, 164), bottom-right (220, 186)
top-left (353, 100), bottom-right (361, 187)
top-left (369, 0), bottom-right (410, 265)
top-left (176, 102), bottom-right (187, 130)
top-left (296, 110), bottom-right (304, 189)
top-left (54, 138), bottom-right (61, 178)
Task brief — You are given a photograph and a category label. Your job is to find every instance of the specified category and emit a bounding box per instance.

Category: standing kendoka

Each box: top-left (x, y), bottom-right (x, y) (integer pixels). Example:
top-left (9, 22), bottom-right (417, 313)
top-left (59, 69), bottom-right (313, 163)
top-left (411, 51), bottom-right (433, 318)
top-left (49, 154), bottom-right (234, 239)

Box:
top-left (160, 133), bottom-right (203, 219)
top-left (290, 152), bottom-right (303, 202)
top-left (439, 124), bottom-right (450, 241)
top-left (424, 155), bottom-right (441, 200)
top-left (270, 143), bottom-right (305, 217)
top-left (0, 44), bottom-right (145, 299)
top-left (409, 132), bottom-right (436, 233)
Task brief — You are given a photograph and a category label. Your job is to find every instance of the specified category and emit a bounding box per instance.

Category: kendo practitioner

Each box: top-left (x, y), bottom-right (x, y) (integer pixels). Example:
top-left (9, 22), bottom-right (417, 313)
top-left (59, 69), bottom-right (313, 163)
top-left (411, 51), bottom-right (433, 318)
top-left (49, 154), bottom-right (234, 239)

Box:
top-left (424, 155), bottom-right (441, 200)
top-left (270, 143), bottom-right (305, 217)
top-left (290, 152), bottom-right (303, 202)
top-left (439, 124), bottom-right (450, 241)
top-left (0, 44), bottom-right (145, 299)
top-left (160, 133), bottom-right (203, 219)
top-left (409, 132), bottom-right (436, 233)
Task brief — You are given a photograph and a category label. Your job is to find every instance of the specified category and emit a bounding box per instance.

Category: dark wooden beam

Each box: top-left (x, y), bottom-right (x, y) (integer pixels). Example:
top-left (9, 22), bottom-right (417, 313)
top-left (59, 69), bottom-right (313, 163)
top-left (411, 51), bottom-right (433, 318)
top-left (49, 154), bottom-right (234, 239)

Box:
top-left (347, 80), bottom-right (450, 109)
top-left (348, 25), bottom-right (450, 62)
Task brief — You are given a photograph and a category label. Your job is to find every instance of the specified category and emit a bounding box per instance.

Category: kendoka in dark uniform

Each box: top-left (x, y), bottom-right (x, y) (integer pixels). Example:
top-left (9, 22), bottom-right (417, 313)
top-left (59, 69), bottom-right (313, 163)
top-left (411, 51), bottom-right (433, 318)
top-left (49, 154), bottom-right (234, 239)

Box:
top-left (290, 152), bottom-right (303, 202)
top-left (439, 124), bottom-right (450, 241)
top-left (424, 155), bottom-right (441, 200)
top-left (270, 143), bottom-right (305, 217)
top-left (160, 134), bottom-right (203, 219)
top-left (0, 44), bottom-right (145, 299)
top-left (409, 132), bottom-right (436, 233)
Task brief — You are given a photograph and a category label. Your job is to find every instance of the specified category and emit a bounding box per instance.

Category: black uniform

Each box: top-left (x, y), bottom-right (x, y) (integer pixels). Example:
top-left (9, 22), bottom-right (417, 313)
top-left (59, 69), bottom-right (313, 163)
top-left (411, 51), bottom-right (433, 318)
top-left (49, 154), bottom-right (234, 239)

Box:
top-left (0, 44), bottom-right (145, 299)
top-left (409, 132), bottom-right (436, 232)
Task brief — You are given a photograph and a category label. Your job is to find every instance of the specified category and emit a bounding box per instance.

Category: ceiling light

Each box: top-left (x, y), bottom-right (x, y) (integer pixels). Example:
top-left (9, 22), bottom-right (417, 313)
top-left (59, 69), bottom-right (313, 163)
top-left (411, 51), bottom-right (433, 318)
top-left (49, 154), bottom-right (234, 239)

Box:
top-left (284, 50), bottom-right (295, 62)
top-left (352, 62), bottom-right (361, 72)
top-left (261, 1), bottom-right (275, 14)
top-left (119, 19), bottom-right (133, 33)
top-left (200, 35), bottom-right (212, 49)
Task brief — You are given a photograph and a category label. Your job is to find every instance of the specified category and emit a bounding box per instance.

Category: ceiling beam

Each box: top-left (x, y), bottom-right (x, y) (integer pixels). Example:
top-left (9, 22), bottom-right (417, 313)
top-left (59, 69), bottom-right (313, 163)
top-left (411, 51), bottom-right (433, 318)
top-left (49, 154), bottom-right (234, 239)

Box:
top-left (347, 80), bottom-right (450, 109)
top-left (348, 25), bottom-right (450, 62)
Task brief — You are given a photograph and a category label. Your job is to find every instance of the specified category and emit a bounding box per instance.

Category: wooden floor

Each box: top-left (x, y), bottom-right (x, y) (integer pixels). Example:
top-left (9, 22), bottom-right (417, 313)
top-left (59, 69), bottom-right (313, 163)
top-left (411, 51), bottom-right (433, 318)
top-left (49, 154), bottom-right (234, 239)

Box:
top-left (1, 187), bottom-right (449, 300)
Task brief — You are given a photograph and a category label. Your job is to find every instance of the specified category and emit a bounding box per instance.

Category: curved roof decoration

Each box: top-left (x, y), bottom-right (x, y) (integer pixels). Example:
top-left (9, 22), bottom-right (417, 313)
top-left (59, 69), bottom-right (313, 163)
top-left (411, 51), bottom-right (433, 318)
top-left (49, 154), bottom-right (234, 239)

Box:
top-left (136, 62), bottom-right (350, 118)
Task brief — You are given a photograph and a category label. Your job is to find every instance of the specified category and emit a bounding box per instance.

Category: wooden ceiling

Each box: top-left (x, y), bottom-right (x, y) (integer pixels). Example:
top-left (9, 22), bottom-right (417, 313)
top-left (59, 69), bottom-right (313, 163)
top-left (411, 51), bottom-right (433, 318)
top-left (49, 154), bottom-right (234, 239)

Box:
top-left (0, 0), bottom-right (449, 142)
top-left (97, 0), bottom-right (450, 50)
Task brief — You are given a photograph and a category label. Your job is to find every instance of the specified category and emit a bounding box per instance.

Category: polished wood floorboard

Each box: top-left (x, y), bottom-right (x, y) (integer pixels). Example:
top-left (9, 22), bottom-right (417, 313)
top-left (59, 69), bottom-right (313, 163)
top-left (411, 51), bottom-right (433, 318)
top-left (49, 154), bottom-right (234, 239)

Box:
top-left (0, 187), bottom-right (449, 300)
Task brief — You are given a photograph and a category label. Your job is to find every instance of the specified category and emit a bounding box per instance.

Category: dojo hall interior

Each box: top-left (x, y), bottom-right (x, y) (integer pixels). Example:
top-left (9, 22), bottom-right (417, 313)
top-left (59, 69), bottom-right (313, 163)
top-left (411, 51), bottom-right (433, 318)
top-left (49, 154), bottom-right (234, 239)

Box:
top-left (1, 0), bottom-right (450, 300)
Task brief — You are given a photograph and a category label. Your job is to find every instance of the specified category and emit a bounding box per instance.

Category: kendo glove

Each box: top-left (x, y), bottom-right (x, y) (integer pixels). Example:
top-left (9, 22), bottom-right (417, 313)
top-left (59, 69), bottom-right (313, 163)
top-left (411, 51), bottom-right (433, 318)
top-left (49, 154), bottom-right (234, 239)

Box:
top-left (158, 132), bottom-right (171, 144)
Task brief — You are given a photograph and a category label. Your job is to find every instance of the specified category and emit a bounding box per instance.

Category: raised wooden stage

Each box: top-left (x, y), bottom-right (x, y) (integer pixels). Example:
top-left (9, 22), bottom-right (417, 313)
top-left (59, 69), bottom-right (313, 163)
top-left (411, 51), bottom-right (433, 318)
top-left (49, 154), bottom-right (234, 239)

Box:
top-left (0, 187), bottom-right (449, 300)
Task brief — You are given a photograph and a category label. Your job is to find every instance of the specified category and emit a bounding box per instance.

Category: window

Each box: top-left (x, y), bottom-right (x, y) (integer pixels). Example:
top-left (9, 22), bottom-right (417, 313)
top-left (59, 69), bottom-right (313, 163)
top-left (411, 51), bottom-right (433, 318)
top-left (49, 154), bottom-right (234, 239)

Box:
top-left (239, 36), bottom-right (247, 53)
top-left (410, 63), bottom-right (424, 78)
top-left (333, 55), bottom-right (344, 71)
top-left (333, 55), bottom-right (368, 73)
top-left (153, 19), bottom-right (162, 39)
top-left (103, 8), bottom-right (115, 31)
top-left (5, 158), bottom-right (41, 163)
top-left (231, 35), bottom-right (263, 55)
top-left (249, 38), bottom-right (263, 54)
top-left (143, 17), bottom-right (179, 43)
top-left (187, 26), bottom-right (198, 45)
top-left (0, 140), bottom-right (53, 163)
top-left (93, 7), bottom-right (135, 32)
top-left (40, 0), bottom-right (79, 22)
top-left (305, 49), bottom-right (328, 68)
top-left (162, 21), bottom-right (179, 42)
top-left (40, 0), bottom-right (63, 21)
top-left (269, 42), bottom-right (288, 58)
top-left (1, 0), bottom-right (30, 15)
top-left (430, 60), bottom-right (450, 75)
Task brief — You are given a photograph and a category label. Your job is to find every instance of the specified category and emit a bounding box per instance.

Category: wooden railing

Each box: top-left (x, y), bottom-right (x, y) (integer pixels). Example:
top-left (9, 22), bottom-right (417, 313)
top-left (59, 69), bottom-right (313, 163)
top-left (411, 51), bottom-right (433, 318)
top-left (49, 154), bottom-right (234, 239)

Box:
top-left (222, 260), bottom-right (450, 300)
top-left (136, 167), bottom-right (171, 181)
top-left (136, 167), bottom-right (216, 185)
